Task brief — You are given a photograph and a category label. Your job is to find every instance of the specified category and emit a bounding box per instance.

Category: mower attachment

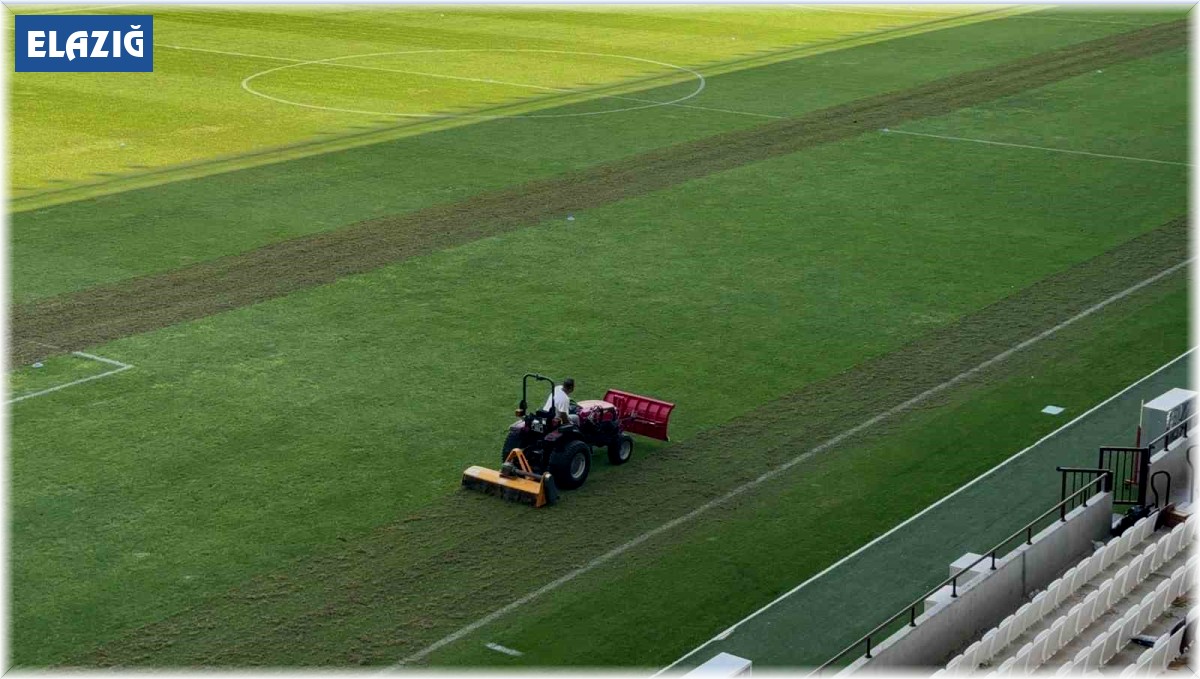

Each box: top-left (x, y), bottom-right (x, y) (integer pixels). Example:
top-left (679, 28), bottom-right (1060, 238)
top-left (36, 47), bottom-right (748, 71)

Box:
top-left (603, 389), bottom-right (675, 442)
top-left (462, 448), bottom-right (560, 508)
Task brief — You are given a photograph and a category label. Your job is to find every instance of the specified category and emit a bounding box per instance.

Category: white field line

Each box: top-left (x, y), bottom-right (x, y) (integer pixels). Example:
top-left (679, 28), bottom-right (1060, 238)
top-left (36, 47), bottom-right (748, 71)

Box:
top-left (484, 642), bottom-right (523, 657)
top-left (656, 349), bottom-right (1198, 675)
top-left (398, 259), bottom-right (1193, 668)
top-left (793, 6), bottom-right (1161, 28)
top-left (9, 351), bottom-right (133, 404)
top-left (1008, 14), bottom-right (1164, 27)
top-left (883, 129), bottom-right (1191, 167)
top-left (161, 43), bottom-right (781, 121)
top-left (161, 44), bottom-right (576, 94)
top-left (6, 3), bottom-right (138, 14)
top-left (793, 6), bottom-right (964, 21)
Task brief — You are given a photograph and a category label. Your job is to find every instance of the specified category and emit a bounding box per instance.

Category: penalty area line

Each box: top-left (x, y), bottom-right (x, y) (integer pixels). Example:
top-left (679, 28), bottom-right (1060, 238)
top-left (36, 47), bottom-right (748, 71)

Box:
top-left (397, 259), bottom-right (1193, 669)
top-left (882, 128), bottom-right (1191, 167)
top-left (9, 351), bottom-right (133, 404)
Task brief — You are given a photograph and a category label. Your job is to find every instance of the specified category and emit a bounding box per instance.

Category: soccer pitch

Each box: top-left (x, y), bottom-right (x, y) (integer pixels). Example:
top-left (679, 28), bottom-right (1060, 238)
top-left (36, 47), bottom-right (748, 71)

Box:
top-left (8, 4), bottom-right (1190, 668)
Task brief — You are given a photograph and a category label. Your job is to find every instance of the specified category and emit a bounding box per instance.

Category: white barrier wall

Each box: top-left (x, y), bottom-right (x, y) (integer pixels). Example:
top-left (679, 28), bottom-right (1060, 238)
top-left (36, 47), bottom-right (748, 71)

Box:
top-left (845, 491), bottom-right (1113, 671)
top-left (1148, 432), bottom-right (1194, 507)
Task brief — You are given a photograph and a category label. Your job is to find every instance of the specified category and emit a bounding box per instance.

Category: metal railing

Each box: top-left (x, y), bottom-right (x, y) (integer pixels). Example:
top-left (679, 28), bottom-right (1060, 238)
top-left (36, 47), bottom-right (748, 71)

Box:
top-left (1058, 467), bottom-right (1112, 516)
top-left (1099, 446), bottom-right (1148, 506)
top-left (1146, 412), bottom-right (1196, 456)
top-left (812, 470), bottom-right (1112, 674)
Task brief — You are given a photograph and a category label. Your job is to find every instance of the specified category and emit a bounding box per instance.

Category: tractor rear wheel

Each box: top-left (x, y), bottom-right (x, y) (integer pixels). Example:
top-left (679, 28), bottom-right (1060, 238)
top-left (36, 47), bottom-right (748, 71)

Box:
top-left (549, 440), bottom-right (591, 490)
top-left (502, 430), bottom-right (522, 463)
top-left (607, 434), bottom-right (634, 465)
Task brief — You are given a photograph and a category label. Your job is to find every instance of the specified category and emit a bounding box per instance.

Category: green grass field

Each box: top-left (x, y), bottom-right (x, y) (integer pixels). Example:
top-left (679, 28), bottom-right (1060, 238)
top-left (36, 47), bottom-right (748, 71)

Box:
top-left (8, 3), bottom-right (1190, 669)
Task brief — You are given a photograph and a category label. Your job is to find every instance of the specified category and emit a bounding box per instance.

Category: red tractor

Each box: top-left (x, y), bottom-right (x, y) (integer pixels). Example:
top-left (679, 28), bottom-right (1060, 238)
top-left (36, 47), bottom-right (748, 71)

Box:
top-left (462, 373), bottom-right (675, 507)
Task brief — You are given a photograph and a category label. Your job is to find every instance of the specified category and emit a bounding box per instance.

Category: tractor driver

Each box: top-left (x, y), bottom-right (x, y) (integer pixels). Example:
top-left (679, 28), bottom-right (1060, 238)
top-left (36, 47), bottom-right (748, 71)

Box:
top-left (544, 377), bottom-right (580, 426)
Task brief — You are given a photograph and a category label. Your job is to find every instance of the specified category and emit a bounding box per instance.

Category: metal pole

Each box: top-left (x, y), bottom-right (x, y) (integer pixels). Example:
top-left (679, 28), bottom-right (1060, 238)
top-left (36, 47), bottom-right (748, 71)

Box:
top-left (1138, 448), bottom-right (1150, 507)
top-left (1060, 472), bottom-right (1067, 521)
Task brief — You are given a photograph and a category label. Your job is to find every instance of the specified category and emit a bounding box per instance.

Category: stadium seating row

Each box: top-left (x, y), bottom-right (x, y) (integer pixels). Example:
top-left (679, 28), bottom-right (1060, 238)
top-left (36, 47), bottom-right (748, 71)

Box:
top-left (1049, 558), bottom-right (1196, 675)
top-left (943, 515), bottom-right (1194, 674)
top-left (1114, 607), bottom-right (1197, 677)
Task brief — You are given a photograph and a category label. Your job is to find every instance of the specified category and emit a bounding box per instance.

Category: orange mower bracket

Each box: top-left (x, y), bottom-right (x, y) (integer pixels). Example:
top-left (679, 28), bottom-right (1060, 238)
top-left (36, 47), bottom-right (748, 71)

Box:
top-left (461, 448), bottom-right (560, 508)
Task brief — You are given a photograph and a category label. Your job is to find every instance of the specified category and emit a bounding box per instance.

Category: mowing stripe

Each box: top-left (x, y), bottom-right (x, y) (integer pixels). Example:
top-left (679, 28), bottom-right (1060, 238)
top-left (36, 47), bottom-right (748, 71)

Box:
top-left (15, 20), bottom-right (1186, 368)
top-left (13, 7), bottom-right (1016, 213)
top-left (883, 128), bottom-right (1191, 167)
top-left (9, 351), bottom-right (133, 404)
top-left (397, 259), bottom-right (1192, 666)
top-left (656, 344), bottom-right (1196, 674)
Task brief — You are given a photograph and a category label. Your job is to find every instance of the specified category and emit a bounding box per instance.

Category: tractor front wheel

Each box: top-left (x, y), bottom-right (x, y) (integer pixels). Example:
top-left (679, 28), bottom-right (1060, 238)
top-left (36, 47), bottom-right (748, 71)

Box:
top-left (607, 434), bottom-right (634, 465)
top-left (549, 440), bottom-right (591, 490)
top-left (502, 430), bottom-right (522, 463)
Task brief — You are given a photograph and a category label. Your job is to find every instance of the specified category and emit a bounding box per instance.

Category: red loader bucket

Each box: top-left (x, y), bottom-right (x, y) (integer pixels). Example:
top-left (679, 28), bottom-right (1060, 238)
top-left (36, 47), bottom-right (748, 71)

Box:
top-left (603, 389), bottom-right (675, 442)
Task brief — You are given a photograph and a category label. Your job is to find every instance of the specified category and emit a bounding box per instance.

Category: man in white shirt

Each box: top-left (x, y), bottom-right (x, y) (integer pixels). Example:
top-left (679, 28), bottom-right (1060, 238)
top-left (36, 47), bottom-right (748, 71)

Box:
top-left (543, 377), bottom-right (578, 425)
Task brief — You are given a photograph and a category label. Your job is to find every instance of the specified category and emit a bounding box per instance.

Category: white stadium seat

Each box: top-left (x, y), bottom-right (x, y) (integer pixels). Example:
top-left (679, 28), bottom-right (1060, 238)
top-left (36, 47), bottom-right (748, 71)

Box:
top-left (1137, 516), bottom-right (1155, 543)
top-left (1060, 565), bottom-right (1078, 597)
top-left (1047, 616), bottom-right (1067, 657)
top-left (978, 627), bottom-right (1000, 665)
top-left (1112, 564), bottom-right (1131, 598)
top-left (1137, 548), bottom-right (1156, 582)
top-left (1135, 592), bottom-right (1156, 632)
top-left (1168, 565), bottom-right (1186, 601)
top-left (1083, 590), bottom-right (1101, 627)
top-left (1071, 645), bottom-right (1089, 670)
top-left (1030, 629), bottom-right (1051, 667)
top-left (1064, 603), bottom-right (1084, 642)
top-left (1101, 537), bottom-right (1119, 570)
top-left (1085, 634), bottom-right (1105, 670)
top-left (1085, 551), bottom-right (1105, 581)
top-left (1126, 555), bottom-right (1144, 588)
top-left (1119, 607), bottom-right (1140, 650)
top-left (962, 639), bottom-right (983, 669)
top-left (1072, 558), bottom-right (1092, 593)
top-left (1102, 618), bottom-right (1124, 664)
top-left (1115, 529), bottom-right (1133, 559)
top-left (1096, 578), bottom-right (1115, 611)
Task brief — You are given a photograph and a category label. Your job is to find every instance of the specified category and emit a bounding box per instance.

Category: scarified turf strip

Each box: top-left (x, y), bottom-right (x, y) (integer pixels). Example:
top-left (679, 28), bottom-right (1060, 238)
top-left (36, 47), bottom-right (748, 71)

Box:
top-left (11, 20), bottom-right (1186, 367)
top-left (70, 217), bottom-right (1187, 667)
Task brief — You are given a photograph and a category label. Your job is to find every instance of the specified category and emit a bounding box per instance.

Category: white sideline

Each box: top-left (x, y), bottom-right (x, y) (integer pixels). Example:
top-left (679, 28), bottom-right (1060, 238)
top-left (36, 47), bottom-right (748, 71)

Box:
top-left (657, 350), bottom-right (1197, 675)
top-left (397, 259), bottom-right (1193, 668)
top-left (882, 129), bottom-right (1191, 167)
top-left (9, 351), bottom-right (133, 404)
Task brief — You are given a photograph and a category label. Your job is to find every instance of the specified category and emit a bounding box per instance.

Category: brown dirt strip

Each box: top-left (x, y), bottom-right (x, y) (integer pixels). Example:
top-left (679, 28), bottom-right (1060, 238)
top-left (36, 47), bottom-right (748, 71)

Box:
top-left (68, 216), bottom-right (1188, 667)
top-left (11, 19), bottom-right (1186, 367)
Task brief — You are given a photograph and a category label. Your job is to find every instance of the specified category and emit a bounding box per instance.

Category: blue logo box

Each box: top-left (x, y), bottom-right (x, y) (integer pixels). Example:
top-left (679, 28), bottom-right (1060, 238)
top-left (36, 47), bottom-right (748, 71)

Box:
top-left (15, 14), bottom-right (153, 72)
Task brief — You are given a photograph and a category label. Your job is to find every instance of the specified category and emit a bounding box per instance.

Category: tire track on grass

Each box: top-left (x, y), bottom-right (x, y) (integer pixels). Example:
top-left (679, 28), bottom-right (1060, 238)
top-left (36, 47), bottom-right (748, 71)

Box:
top-left (11, 19), bottom-right (1186, 367)
top-left (71, 217), bottom-right (1188, 667)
